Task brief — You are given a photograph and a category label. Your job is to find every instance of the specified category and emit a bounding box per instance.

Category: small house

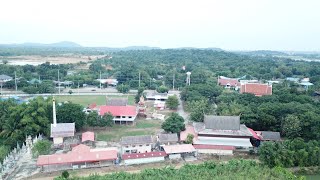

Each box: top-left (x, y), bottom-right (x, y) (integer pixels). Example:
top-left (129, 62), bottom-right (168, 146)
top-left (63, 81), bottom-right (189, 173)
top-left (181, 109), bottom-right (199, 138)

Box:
top-left (163, 144), bottom-right (196, 159)
top-left (157, 133), bottom-right (178, 146)
top-left (218, 76), bottom-right (240, 89)
top-left (82, 131), bottom-right (95, 147)
top-left (99, 105), bottom-right (137, 125)
top-left (120, 135), bottom-right (154, 154)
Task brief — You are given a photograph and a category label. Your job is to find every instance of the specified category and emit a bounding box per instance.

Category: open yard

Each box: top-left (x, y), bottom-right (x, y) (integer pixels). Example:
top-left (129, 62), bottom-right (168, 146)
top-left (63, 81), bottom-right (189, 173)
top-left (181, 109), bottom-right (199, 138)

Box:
top-left (55, 95), bottom-right (134, 107)
top-left (95, 119), bottom-right (162, 142)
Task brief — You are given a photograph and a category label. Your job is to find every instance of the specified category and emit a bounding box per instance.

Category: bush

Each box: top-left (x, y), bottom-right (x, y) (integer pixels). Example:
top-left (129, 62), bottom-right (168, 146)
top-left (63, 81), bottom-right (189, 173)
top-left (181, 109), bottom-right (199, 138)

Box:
top-left (116, 84), bottom-right (130, 93)
top-left (166, 95), bottom-right (179, 109)
top-left (61, 170), bottom-right (69, 179)
top-left (156, 85), bottom-right (169, 93)
top-left (32, 140), bottom-right (52, 158)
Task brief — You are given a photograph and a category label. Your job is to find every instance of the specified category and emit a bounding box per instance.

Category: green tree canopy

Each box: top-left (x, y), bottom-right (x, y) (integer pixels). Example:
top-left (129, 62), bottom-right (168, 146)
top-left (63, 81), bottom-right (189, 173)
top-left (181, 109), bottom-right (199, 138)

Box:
top-left (161, 113), bottom-right (185, 133)
top-left (166, 95), bottom-right (179, 110)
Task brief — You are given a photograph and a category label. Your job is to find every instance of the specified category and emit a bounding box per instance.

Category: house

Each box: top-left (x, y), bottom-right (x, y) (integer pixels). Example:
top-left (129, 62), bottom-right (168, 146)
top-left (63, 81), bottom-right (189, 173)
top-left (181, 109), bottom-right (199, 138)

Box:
top-left (120, 135), bottom-right (154, 154)
top-left (192, 116), bottom-right (254, 149)
top-left (239, 80), bottom-right (259, 84)
top-left (0, 74), bottom-right (13, 83)
top-left (146, 92), bottom-right (169, 101)
top-left (240, 83), bottom-right (272, 96)
top-left (99, 105), bottom-right (137, 124)
top-left (286, 77), bottom-right (300, 83)
top-left (36, 144), bottom-right (117, 172)
top-left (193, 145), bottom-right (235, 155)
top-left (255, 131), bottom-right (281, 141)
top-left (154, 100), bottom-right (166, 110)
top-left (122, 152), bottom-right (166, 165)
top-left (218, 76), bottom-right (240, 89)
top-left (51, 98), bottom-right (75, 145)
top-left (106, 97), bottom-right (128, 106)
top-left (97, 79), bottom-right (118, 86)
top-left (163, 144), bottom-right (196, 159)
top-left (157, 133), bottom-right (178, 146)
top-left (82, 131), bottom-right (95, 147)
top-left (299, 78), bottom-right (314, 90)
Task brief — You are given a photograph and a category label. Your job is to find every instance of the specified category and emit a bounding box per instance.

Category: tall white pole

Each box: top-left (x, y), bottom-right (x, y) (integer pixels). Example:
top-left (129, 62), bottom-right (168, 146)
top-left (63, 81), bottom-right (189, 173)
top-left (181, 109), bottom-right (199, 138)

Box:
top-left (78, 81), bottom-right (80, 94)
top-left (173, 73), bottom-right (175, 90)
top-left (139, 72), bottom-right (141, 87)
top-left (14, 71), bottom-right (17, 93)
top-left (58, 69), bottom-right (60, 94)
top-left (100, 71), bottom-right (102, 89)
top-left (52, 97), bottom-right (57, 126)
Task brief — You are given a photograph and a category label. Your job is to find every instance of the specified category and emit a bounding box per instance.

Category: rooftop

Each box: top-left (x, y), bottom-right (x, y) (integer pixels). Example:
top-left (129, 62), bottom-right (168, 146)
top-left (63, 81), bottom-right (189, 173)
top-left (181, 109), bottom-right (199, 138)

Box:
top-left (193, 144), bottom-right (235, 150)
top-left (163, 144), bottom-right (196, 154)
top-left (50, 123), bottom-right (75, 138)
top-left (204, 115), bottom-right (240, 130)
top-left (158, 133), bottom-right (178, 143)
top-left (257, 131), bottom-right (281, 141)
top-left (0, 74), bottom-right (13, 80)
top-left (218, 77), bottom-right (240, 87)
top-left (122, 152), bottom-right (166, 160)
top-left (99, 105), bottom-right (137, 116)
top-left (82, 131), bottom-right (95, 142)
top-left (180, 125), bottom-right (197, 142)
top-left (121, 135), bottom-right (154, 145)
top-left (240, 83), bottom-right (272, 96)
top-left (106, 97), bottom-right (128, 106)
top-left (37, 144), bottom-right (117, 166)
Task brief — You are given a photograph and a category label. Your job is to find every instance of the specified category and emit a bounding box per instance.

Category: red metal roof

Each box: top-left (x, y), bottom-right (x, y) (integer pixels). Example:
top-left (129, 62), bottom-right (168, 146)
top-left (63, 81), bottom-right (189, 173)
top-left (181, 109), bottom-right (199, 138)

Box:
top-left (248, 128), bottom-right (261, 140)
top-left (99, 105), bottom-right (137, 116)
top-left (82, 131), bottom-right (95, 142)
top-left (218, 78), bottom-right (240, 87)
top-left (240, 83), bottom-right (272, 96)
top-left (37, 144), bottom-right (117, 166)
top-left (122, 152), bottom-right (167, 160)
top-left (180, 125), bottom-right (197, 142)
top-left (193, 144), bottom-right (235, 150)
top-left (163, 144), bottom-right (196, 154)
top-left (88, 103), bottom-right (97, 110)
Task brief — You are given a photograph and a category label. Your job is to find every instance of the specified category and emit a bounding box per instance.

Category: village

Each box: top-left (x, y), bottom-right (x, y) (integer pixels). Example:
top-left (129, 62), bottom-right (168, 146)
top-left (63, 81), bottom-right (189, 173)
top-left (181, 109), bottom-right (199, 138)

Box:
top-left (0, 75), bottom-right (293, 180)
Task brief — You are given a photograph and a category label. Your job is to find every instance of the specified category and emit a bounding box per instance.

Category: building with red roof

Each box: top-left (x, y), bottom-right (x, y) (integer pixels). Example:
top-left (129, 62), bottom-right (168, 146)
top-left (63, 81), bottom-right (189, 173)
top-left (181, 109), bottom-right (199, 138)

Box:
top-left (82, 131), bottom-right (95, 142)
top-left (36, 144), bottom-right (117, 172)
top-left (218, 77), bottom-right (240, 89)
top-left (163, 144), bottom-right (196, 159)
top-left (99, 105), bottom-right (137, 124)
top-left (240, 83), bottom-right (272, 96)
top-left (122, 152), bottom-right (166, 165)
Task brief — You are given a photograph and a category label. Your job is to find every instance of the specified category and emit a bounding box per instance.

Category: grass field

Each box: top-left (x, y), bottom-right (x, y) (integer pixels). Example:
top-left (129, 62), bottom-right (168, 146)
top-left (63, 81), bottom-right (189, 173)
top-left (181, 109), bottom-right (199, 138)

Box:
top-left (55, 95), bottom-right (134, 107)
top-left (96, 120), bottom-right (162, 141)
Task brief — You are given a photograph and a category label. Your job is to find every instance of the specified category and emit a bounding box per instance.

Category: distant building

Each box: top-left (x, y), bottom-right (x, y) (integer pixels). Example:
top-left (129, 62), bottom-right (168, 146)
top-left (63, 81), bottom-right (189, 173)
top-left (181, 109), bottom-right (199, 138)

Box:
top-left (193, 145), bottom-right (235, 155)
top-left (255, 131), bottom-right (281, 141)
top-left (240, 83), bottom-right (272, 96)
top-left (99, 105), bottom-right (137, 124)
top-left (50, 98), bottom-right (75, 145)
top-left (299, 78), bottom-right (314, 90)
top-left (97, 79), bottom-right (118, 86)
top-left (0, 74), bottom-right (13, 83)
top-left (157, 133), bottom-right (179, 146)
top-left (217, 76), bottom-right (240, 89)
top-left (120, 135), bottom-right (154, 154)
top-left (146, 92), bottom-right (169, 101)
top-left (122, 152), bottom-right (166, 165)
top-left (106, 97), bottom-right (128, 106)
top-left (36, 144), bottom-right (117, 172)
top-left (286, 77), bottom-right (300, 83)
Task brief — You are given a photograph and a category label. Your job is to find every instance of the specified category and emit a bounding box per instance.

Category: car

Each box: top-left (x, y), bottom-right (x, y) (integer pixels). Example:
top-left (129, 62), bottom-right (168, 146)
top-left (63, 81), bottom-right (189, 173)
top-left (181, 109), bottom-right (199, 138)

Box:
top-left (91, 89), bottom-right (96, 91)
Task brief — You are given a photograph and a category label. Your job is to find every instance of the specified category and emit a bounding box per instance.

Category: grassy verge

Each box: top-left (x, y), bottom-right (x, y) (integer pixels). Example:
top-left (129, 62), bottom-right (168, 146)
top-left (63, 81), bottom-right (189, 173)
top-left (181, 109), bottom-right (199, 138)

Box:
top-left (55, 95), bottom-right (134, 106)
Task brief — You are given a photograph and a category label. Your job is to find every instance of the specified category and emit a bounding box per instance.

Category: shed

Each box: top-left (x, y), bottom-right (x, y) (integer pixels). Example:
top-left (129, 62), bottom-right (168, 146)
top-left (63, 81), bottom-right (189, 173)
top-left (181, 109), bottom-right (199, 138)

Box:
top-left (122, 152), bottom-right (166, 165)
top-left (163, 144), bottom-right (196, 159)
top-left (158, 133), bottom-right (178, 145)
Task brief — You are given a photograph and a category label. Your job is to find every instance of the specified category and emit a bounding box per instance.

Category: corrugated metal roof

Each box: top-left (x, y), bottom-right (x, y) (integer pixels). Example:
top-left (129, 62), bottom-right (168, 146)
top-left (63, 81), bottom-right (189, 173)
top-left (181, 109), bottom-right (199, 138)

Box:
top-left (193, 144), bottom-right (235, 150)
top-left (99, 105), bottom-right (137, 116)
top-left (106, 98), bottom-right (128, 106)
top-left (0, 74), bottom-right (12, 80)
top-left (163, 144), bottom-right (196, 154)
top-left (122, 152), bottom-right (166, 160)
top-left (121, 135), bottom-right (153, 145)
top-left (260, 131), bottom-right (281, 141)
top-left (240, 83), bottom-right (272, 96)
top-left (36, 145), bottom-right (117, 166)
top-left (50, 123), bottom-right (75, 138)
top-left (82, 131), bottom-right (95, 142)
top-left (158, 133), bottom-right (178, 143)
top-left (204, 116), bottom-right (240, 130)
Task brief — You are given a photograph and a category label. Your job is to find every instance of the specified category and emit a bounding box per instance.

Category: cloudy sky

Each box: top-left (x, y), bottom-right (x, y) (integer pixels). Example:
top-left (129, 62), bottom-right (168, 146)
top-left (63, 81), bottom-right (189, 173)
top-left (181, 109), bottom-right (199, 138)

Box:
top-left (0, 0), bottom-right (319, 50)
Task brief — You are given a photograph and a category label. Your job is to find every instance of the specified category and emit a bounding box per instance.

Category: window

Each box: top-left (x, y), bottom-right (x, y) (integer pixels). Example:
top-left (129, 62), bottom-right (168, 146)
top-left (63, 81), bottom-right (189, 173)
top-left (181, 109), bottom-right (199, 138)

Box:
top-left (122, 116), bottom-right (126, 118)
top-left (128, 116), bottom-right (132, 118)
top-left (132, 145), bottom-right (136, 147)
top-left (139, 145), bottom-right (143, 147)
top-left (131, 149), bottom-right (137, 153)
top-left (146, 144), bottom-right (149, 146)
top-left (125, 150), bottom-right (130, 153)
top-left (116, 116), bottom-right (121, 118)
top-left (125, 146), bottom-right (129, 148)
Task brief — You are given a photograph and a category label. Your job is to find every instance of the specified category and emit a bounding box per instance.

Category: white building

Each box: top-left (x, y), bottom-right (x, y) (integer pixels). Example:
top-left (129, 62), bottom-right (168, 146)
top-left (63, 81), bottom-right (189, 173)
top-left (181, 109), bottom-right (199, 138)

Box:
top-left (120, 135), bottom-right (154, 154)
top-left (122, 152), bottom-right (166, 165)
top-left (99, 105), bottom-right (138, 124)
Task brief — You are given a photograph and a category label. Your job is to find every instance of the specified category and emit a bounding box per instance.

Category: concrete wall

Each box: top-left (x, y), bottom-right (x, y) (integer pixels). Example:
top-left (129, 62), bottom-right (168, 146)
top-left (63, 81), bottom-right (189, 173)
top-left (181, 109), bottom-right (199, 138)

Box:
top-left (196, 149), bottom-right (233, 155)
top-left (122, 144), bottom-right (152, 154)
top-left (113, 115), bottom-right (136, 122)
top-left (123, 157), bottom-right (165, 165)
top-left (168, 154), bottom-right (181, 159)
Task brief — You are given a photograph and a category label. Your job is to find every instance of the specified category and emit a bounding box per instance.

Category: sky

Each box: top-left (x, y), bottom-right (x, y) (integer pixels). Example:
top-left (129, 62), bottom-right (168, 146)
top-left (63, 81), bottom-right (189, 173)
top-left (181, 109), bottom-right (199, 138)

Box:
top-left (0, 0), bottom-right (320, 51)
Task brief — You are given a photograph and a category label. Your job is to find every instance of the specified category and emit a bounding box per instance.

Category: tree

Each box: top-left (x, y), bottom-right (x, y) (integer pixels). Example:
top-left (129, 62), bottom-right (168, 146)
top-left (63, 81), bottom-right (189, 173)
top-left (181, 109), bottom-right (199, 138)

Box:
top-left (32, 140), bottom-right (51, 158)
top-left (185, 134), bottom-right (194, 144)
top-left (57, 102), bottom-right (86, 130)
top-left (101, 113), bottom-right (114, 127)
top-left (2, 59), bottom-right (8, 64)
top-left (166, 95), bottom-right (179, 109)
top-left (156, 85), bottom-right (169, 93)
top-left (187, 99), bottom-right (212, 122)
top-left (116, 84), bottom-right (130, 93)
top-left (0, 145), bottom-right (10, 162)
top-left (282, 115), bottom-right (301, 139)
top-left (135, 87), bottom-right (145, 103)
top-left (161, 113), bottom-right (185, 133)
top-left (85, 111), bottom-right (99, 127)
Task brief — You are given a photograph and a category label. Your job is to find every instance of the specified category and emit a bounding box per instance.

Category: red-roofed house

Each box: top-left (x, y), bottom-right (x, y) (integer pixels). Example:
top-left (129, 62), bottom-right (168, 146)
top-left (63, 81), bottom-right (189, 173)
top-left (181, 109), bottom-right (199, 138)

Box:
top-left (163, 144), bottom-right (196, 159)
top-left (82, 131), bottom-right (95, 147)
top-left (122, 152), bottom-right (166, 165)
top-left (99, 105), bottom-right (138, 124)
top-left (36, 144), bottom-right (118, 172)
top-left (240, 83), bottom-right (272, 96)
top-left (218, 77), bottom-right (240, 89)
top-left (193, 145), bottom-right (235, 155)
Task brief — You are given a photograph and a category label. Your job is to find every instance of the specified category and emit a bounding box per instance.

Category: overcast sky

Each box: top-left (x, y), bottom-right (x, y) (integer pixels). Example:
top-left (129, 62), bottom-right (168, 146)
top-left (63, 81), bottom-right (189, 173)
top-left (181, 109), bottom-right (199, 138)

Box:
top-left (0, 0), bottom-right (319, 51)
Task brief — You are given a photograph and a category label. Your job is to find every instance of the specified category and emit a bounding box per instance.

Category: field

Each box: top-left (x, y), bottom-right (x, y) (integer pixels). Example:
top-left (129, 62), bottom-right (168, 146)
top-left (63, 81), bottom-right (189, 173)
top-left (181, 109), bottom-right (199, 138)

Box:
top-left (55, 95), bottom-right (134, 107)
top-left (95, 120), bottom-right (162, 142)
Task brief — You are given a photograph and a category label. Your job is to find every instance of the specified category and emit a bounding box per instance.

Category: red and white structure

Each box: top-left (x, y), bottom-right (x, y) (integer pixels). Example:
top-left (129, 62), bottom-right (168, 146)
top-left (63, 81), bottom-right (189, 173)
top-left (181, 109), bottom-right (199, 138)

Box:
top-left (218, 76), bottom-right (240, 89)
top-left (99, 105), bottom-right (137, 124)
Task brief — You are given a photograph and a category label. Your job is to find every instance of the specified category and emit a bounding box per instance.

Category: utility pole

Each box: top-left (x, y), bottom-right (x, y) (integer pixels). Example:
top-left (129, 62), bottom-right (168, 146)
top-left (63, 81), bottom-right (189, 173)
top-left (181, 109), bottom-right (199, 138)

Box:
top-left (173, 73), bottom-right (175, 90)
top-left (78, 81), bottom-right (80, 94)
top-left (99, 71), bottom-right (102, 89)
top-left (14, 71), bottom-right (17, 93)
top-left (58, 69), bottom-right (60, 94)
top-left (138, 72), bottom-right (141, 87)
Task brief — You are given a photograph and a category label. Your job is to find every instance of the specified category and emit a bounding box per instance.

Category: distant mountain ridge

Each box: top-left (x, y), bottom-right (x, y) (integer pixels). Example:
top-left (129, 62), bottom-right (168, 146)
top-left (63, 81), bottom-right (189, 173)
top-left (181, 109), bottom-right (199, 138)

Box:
top-left (0, 41), bottom-right (82, 48)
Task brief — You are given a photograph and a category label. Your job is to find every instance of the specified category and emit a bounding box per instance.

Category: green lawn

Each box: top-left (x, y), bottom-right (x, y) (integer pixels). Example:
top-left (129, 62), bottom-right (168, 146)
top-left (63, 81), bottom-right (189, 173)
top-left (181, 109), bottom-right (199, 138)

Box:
top-left (96, 120), bottom-right (161, 142)
top-left (55, 95), bottom-right (134, 107)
